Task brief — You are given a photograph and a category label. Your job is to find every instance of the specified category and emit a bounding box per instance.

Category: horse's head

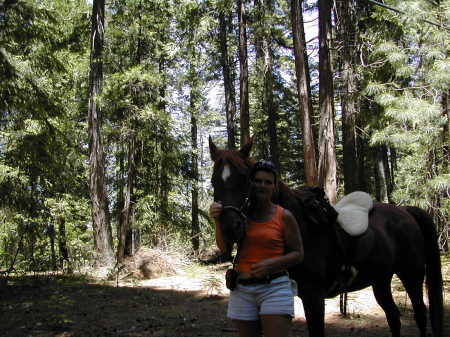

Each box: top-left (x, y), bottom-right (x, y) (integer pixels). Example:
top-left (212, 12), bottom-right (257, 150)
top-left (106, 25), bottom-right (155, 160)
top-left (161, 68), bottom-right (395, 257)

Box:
top-left (209, 136), bottom-right (253, 244)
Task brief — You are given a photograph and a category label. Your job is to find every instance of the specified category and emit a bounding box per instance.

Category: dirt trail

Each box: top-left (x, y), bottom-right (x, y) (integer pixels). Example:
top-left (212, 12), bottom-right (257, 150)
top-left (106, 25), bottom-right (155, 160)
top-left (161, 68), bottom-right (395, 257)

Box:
top-left (141, 271), bottom-right (434, 337)
top-left (1, 252), bottom-right (448, 337)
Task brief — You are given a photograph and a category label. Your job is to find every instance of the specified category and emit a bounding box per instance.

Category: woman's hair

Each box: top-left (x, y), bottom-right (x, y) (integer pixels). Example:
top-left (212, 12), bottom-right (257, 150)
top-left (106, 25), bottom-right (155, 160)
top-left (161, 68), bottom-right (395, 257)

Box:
top-left (249, 160), bottom-right (278, 183)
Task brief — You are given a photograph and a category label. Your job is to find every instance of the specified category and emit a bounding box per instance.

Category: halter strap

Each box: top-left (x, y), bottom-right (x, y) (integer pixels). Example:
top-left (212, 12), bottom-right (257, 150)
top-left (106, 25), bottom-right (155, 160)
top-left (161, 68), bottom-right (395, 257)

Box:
top-left (222, 197), bottom-right (249, 220)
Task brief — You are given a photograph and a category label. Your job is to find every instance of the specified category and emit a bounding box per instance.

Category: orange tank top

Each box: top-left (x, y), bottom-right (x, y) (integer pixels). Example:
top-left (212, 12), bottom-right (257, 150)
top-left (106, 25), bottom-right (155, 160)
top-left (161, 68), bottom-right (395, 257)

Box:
top-left (236, 205), bottom-right (285, 273)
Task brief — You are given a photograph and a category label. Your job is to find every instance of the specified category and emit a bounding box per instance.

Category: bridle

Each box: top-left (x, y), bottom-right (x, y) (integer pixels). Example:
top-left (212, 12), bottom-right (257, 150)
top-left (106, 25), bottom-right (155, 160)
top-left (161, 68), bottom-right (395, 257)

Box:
top-left (221, 197), bottom-right (250, 244)
top-left (221, 197), bottom-right (250, 221)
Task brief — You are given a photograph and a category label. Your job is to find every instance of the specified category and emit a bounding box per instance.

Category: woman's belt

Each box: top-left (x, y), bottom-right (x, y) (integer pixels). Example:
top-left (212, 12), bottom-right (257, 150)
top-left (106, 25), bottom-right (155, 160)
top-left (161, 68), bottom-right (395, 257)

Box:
top-left (237, 271), bottom-right (287, 285)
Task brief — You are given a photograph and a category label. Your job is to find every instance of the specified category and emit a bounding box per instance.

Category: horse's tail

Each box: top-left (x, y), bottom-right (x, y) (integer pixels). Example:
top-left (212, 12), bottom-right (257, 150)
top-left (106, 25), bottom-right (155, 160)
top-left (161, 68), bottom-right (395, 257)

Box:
top-left (405, 206), bottom-right (444, 337)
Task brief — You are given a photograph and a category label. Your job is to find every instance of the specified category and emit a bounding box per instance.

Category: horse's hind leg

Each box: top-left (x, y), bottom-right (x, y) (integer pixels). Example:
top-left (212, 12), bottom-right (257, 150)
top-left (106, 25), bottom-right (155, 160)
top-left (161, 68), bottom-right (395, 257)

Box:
top-left (372, 277), bottom-right (401, 337)
top-left (397, 271), bottom-right (427, 337)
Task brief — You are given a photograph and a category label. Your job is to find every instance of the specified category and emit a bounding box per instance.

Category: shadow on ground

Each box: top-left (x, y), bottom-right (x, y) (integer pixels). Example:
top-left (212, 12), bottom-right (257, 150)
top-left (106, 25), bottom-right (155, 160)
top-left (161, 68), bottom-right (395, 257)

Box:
top-left (0, 275), bottom-right (448, 337)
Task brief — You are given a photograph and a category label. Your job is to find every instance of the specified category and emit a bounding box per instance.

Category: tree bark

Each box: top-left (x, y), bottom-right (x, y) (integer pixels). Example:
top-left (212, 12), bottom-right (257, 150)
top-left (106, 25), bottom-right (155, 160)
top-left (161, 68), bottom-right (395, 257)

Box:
top-left (253, 0), bottom-right (268, 156)
top-left (356, 100), bottom-right (370, 192)
top-left (119, 4), bottom-right (148, 260)
top-left (158, 58), bottom-right (169, 225)
top-left (261, 0), bottom-right (280, 169)
top-left (88, 0), bottom-right (114, 264)
top-left (117, 135), bottom-right (136, 262)
top-left (382, 145), bottom-right (392, 201)
top-left (254, 0), bottom-right (264, 59)
top-left (116, 143), bottom-right (125, 251)
top-left (237, 0), bottom-right (250, 146)
top-left (388, 145), bottom-right (396, 191)
top-left (375, 146), bottom-right (389, 203)
top-left (291, 0), bottom-right (317, 186)
top-left (47, 224), bottom-right (56, 270)
top-left (219, 9), bottom-right (237, 149)
top-left (317, 0), bottom-right (337, 204)
top-left (336, 0), bottom-right (359, 194)
top-left (190, 86), bottom-right (200, 252)
top-left (57, 216), bottom-right (70, 269)
top-left (443, 90), bottom-right (449, 173)
top-left (439, 90), bottom-right (448, 252)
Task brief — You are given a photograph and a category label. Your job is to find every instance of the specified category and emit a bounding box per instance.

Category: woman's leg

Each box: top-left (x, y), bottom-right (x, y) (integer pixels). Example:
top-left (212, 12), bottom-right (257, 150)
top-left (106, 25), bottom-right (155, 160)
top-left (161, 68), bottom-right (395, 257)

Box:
top-left (260, 315), bottom-right (292, 337)
top-left (233, 319), bottom-right (262, 337)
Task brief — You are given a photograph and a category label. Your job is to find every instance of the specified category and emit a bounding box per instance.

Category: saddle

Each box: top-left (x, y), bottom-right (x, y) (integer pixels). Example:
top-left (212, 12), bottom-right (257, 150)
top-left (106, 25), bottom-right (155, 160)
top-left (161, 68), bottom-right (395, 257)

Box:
top-left (333, 191), bottom-right (373, 236)
top-left (298, 189), bottom-right (375, 296)
top-left (330, 192), bottom-right (375, 296)
top-left (333, 191), bottom-right (374, 264)
top-left (295, 188), bottom-right (375, 293)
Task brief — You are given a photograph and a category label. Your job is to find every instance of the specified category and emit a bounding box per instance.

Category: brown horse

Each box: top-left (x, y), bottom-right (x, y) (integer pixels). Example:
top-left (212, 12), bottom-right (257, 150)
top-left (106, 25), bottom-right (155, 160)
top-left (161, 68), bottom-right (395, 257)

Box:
top-left (209, 137), bottom-right (443, 337)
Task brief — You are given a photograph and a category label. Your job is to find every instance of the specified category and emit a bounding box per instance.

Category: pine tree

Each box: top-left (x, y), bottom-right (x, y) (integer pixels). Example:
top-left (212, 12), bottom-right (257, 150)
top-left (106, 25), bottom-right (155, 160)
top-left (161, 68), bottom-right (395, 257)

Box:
top-left (87, 0), bottom-right (114, 264)
top-left (363, 0), bottom-right (450, 248)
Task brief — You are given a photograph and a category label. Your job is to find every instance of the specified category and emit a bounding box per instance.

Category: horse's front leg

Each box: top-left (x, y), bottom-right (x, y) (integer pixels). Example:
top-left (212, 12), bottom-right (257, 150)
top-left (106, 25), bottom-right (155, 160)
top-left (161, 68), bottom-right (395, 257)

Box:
top-left (300, 288), bottom-right (326, 337)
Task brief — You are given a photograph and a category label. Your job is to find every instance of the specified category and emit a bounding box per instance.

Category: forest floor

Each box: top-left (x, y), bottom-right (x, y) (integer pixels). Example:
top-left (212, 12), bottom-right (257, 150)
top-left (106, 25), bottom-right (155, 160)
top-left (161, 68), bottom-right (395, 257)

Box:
top-left (1, 248), bottom-right (449, 337)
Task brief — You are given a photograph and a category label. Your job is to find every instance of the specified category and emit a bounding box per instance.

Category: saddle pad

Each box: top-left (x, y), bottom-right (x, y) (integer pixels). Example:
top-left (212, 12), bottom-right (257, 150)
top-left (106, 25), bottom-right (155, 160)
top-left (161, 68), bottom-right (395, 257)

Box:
top-left (333, 191), bottom-right (373, 236)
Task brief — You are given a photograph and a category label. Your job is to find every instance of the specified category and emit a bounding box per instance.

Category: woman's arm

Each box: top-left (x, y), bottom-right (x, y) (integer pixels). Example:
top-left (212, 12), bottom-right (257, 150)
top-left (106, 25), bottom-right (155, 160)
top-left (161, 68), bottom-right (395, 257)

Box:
top-left (282, 208), bottom-right (304, 263)
top-left (209, 202), bottom-right (227, 253)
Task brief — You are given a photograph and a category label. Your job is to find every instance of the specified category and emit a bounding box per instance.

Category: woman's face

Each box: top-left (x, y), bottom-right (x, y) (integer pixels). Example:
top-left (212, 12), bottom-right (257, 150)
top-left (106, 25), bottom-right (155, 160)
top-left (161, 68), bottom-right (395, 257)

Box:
top-left (250, 170), bottom-right (276, 202)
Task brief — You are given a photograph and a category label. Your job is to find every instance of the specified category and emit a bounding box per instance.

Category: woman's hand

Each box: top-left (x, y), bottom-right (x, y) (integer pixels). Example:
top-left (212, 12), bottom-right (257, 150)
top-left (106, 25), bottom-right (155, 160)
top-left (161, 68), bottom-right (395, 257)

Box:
top-left (209, 201), bottom-right (223, 220)
top-left (250, 259), bottom-right (276, 278)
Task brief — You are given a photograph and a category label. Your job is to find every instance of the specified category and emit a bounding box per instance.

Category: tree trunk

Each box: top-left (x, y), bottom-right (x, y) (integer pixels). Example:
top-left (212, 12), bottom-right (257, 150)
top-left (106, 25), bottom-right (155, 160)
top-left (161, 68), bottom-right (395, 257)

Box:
top-left (159, 59), bottom-right (169, 224)
top-left (219, 9), bottom-right (237, 149)
top-left (383, 146), bottom-right (392, 201)
top-left (237, 0), bottom-right (250, 146)
top-left (438, 90), bottom-right (448, 252)
top-left (375, 146), bottom-right (389, 203)
top-left (253, 0), bottom-right (268, 156)
top-left (388, 146), bottom-right (396, 191)
top-left (117, 135), bottom-right (136, 262)
top-left (254, 0), bottom-right (264, 59)
top-left (336, 0), bottom-right (359, 194)
top-left (374, 162), bottom-right (380, 201)
top-left (48, 224), bottom-right (56, 270)
top-left (291, 0), bottom-right (317, 186)
top-left (317, 0), bottom-right (337, 204)
top-left (261, 0), bottom-right (280, 169)
top-left (57, 216), bottom-right (70, 269)
top-left (356, 101), bottom-right (370, 192)
top-left (116, 144), bottom-right (125, 249)
top-left (88, 0), bottom-right (114, 265)
top-left (443, 90), bottom-right (449, 173)
top-left (190, 86), bottom-right (200, 252)
top-left (120, 6), bottom-right (147, 259)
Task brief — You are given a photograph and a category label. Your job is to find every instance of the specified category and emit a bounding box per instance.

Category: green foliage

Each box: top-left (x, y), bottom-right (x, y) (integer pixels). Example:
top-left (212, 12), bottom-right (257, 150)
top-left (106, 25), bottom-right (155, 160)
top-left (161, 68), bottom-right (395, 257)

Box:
top-left (362, 0), bottom-right (449, 237)
top-left (1, 0), bottom-right (449, 272)
top-left (0, 0), bottom-right (91, 273)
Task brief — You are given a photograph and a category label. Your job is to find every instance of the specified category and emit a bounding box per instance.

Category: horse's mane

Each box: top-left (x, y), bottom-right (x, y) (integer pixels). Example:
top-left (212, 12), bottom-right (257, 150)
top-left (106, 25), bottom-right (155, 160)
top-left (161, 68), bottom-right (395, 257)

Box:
top-left (276, 183), bottom-right (338, 230)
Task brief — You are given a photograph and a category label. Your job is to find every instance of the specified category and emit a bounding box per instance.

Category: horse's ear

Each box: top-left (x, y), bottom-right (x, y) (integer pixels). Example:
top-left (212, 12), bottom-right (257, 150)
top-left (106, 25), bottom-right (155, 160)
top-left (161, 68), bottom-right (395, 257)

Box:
top-left (209, 136), bottom-right (219, 162)
top-left (239, 137), bottom-right (253, 158)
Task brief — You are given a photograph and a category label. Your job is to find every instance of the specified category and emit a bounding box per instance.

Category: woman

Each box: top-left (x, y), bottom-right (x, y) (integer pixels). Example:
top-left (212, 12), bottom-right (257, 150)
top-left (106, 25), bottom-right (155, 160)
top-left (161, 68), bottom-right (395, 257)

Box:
top-left (209, 160), bottom-right (304, 337)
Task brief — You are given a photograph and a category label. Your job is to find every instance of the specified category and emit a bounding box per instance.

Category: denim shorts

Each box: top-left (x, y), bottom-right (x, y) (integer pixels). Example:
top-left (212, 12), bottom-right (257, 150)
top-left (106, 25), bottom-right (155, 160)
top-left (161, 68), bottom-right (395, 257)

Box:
top-left (227, 275), bottom-right (295, 321)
